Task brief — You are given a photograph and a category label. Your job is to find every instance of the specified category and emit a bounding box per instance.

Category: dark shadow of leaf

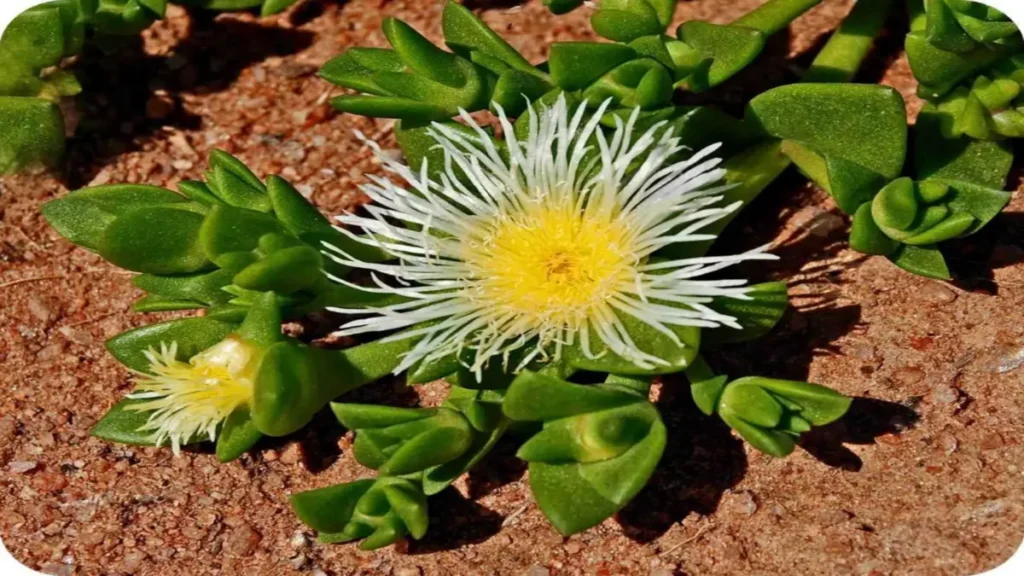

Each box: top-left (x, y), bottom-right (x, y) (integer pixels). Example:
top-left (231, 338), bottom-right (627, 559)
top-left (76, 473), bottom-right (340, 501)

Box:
top-left (799, 397), bottom-right (920, 471)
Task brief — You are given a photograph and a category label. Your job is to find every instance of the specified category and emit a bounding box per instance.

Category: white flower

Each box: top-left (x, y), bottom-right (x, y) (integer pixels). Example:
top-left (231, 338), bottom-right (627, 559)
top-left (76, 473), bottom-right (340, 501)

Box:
top-left (126, 338), bottom-right (258, 455)
top-left (326, 96), bottom-right (775, 377)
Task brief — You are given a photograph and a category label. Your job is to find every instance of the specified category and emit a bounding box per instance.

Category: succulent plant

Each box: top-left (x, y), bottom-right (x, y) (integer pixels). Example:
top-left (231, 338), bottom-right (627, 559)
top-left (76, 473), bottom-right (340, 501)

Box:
top-left (31, 0), bottom-right (1021, 554)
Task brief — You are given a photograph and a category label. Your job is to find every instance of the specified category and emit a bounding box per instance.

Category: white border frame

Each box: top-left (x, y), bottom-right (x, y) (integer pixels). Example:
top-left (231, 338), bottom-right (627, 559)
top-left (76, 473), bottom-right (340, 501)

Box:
top-left (0, 0), bottom-right (1021, 575)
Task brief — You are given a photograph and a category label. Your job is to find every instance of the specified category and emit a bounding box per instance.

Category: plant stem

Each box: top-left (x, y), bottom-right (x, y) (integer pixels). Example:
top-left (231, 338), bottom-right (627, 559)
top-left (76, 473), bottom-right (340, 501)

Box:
top-left (733, 0), bottom-right (823, 35)
top-left (803, 0), bottom-right (895, 83)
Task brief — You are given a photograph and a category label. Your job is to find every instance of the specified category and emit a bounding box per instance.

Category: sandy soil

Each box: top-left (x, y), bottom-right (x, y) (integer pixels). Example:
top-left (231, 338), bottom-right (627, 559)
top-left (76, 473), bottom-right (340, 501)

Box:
top-left (1, 1), bottom-right (1023, 575)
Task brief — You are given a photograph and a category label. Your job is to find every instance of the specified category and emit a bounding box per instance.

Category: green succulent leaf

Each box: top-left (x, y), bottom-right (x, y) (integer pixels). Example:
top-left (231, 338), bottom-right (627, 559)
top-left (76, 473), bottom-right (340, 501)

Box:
top-left (0, 96), bottom-right (64, 174)
top-left (748, 84), bottom-right (907, 212)
top-left (514, 374), bottom-right (665, 535)
top-left (703, 281), bottom-right (789, 345)
top-left (544, 0), bottom-right (585, 14)
top-left (215, 406), bottom-right (263, 463)
top-left (261, 0), bottom-right (300, 16)
top-left (99, 206), bottom-right (211, 274)
top-left (324, 15), bottom-right (492, 121)
top-left (292, 477), bottom-right (429, 549)
top-left (732, 0), bottom-right (823, 36)
top-left (105, 317), bottom-right (238, 373)
top-left (442, 1), bottom-right (537, 75)
top-left (676, 20), bottom-right (766, 92)
top-left (132, 269), bottom-right (236, 307)
top-left (850, 202), bottom-right (900, 255)
top-left (563, 315), bottom-right (701, 375)
top-left (90, 398), bottom-right (169, 446)
top-left (548, 42), bottom-right (638, 91)
top-left (803, 0), bottom-right (895, 83)
top-left (41, 184), bottom-right (188, 251)
top-left (591, 0), bottom-right (675, 43)
top-left (715, 377), bottom-right (851, 457)
top-left (251, 337), bottom-right (415, 437)
top-left (915, 101), bottom-right (1013, 187)
top-left (331, 404), bottom-right (474, 475)
top-left (905, 30), bottom-right (1011, 98)
top-left (888, 243), bottom-right (951, 279)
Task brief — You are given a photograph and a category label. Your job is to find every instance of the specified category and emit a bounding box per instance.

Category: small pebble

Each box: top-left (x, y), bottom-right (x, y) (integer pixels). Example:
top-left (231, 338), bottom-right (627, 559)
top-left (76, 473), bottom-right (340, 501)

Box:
top-left (932, 385), bottom-right (960, 405)
top-left (280, 444), bottom-right (302, 465)
top-left (226, 523), bottom-right (262, 556)
top-left (920, 282), bottom-right (957, 305)
top-left (172, 160), bottom-right (194, 171)
top-left (892, 366), bottom-right (925, 389)
top-left (290, 554), bottom-right (309, 570)
top-left (564, 541), bottom-right (581, 554)
top-left (289, 531), bottom-right (309, 548)
top-left (938, 433), bottom-right (959, 455)
top-left (525, 566), bottom-right (550, 576)
top-left (122, 549), bottom-right (148, 572)
top-left (8, 461), bottom-right (38, 474)
top-left (984, 345), bottom-right (1024, 374)
top-left (27, 296), bottom-right (56, 325)
top-left (394, 568), bottom-right (422, 576)
top-left (961, 499), bottom-right (1008, 521)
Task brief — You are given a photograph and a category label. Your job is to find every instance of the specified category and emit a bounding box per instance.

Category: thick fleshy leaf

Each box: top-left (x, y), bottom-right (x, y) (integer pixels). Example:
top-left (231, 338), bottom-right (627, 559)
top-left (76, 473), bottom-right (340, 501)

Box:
top-left (215, 406), bottom-right (263, 463)
top-left (739, 378), bottom-right (851, 425)
top-left (563, 316), bottom-right (701, 375)
top-left (442, 1), bottom-right (536, 74)
top-left (905, 30), bottom-right (1009, 97)
top-left (261, 0), bottom-right (300, 16)
top-left (914, 103), bottom-right (1013, 189)
top-left (704, 282), bottom-right (788, 345)
top-left (266, 175), bottom-right (330, 235)
top-left (850, 203), bottom-right (900, 256)
top-left (232, 245), bottom-right (324, 294)
top-left (90, 398), bottom-right (168, 446)
top-left (0, 97), bottom-right (65, 174)
top-left (748, 83), bottom-right (907, 181)
top-left (293, 477), bottom-right (428, 549)
top-left (99, 206), bottom-right (211, 274)
top-left (199, 204), bottom-right (285, 261)
top-left (105, 317), bottom-right (238, 373)
top-left (544, 0), bottom-right (585, 15)
top-left (503, 371), bottom-right (644, 422)
top-left (528, 406), bottom-right (665, 534)
top-left (132, 295), bottom-right (203, 312)
top-left (333, 404), bottom-right (473, 475)
top-left (548, 42), bottom-right (637, 91)
top-left (291, 479), bottom-right (375, 534)
top-left (731, 0), bottom-right (824, 35)
top-left (718, 409), bottom-right (796, 457)
top-left (591, 0), bottom-right (667, 43)
top-left (132, 268), bottom-right (235, 306)
top-left (803, 0), bottom-right (895, 83)
top-left (42, 184), bottom-right (187, 251)
top-left (251, 337), bottom-right (414, 437)
top-left (421, 421), bottom-right (507, 495)
top-left (676, 21), bottom-right (765, 92)
top-left (888, 244), bottom-right (951, 280)
top-left (1, 7), bottom-right (67, 69)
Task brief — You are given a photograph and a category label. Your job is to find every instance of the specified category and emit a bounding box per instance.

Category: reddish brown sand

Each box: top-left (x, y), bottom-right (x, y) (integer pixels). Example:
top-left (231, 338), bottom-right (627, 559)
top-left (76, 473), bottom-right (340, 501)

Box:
top-left (2, 1), bottom-right (1023, 574)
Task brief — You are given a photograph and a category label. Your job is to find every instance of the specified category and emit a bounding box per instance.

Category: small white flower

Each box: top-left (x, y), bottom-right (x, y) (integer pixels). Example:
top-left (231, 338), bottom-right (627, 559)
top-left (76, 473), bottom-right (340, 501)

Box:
top-left (326, 96), bottom-right (775, 377)
top-left (126, 338), bottom-right (258, 455)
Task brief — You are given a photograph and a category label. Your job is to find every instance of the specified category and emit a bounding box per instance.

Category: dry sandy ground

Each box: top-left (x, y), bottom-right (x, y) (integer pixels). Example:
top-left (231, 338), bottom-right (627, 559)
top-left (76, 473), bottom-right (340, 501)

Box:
top-left (1, 1), bottom-right (1023, 575)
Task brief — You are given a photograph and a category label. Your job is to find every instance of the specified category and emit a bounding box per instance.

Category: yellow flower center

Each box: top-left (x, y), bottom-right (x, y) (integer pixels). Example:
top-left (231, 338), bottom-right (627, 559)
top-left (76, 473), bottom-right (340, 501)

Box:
top-left (128, 337), bottom-right (259, 454)
top-left (465, 200), bottom-right (636, 327)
